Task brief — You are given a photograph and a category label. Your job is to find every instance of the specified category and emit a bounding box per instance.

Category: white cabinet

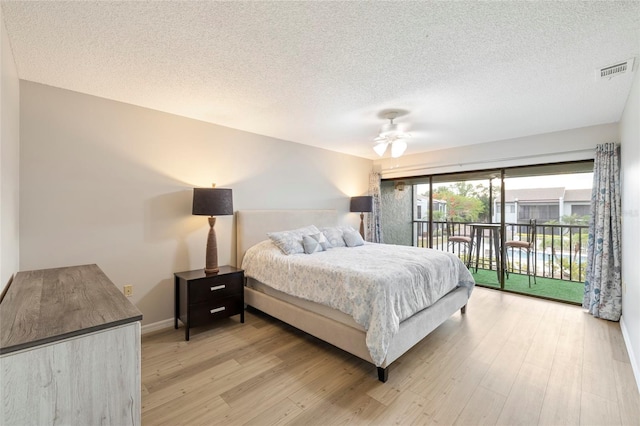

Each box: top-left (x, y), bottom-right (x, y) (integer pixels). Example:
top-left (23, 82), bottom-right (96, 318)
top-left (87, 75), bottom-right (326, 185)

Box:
top-left (0, 265), bottom-right (142, 425)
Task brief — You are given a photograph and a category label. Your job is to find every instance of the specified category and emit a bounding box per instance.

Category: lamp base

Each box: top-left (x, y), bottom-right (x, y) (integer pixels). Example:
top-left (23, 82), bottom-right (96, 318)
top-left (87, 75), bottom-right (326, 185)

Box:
top-left (205, 216), bottom-right (220, 275)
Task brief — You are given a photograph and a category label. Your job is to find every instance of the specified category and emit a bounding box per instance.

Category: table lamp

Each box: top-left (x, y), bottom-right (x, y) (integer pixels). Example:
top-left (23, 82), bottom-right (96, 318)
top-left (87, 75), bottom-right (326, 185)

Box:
top-left (192, 187), bottom-right (233, 274)
top-left (350, 196), bottom-right (373, 239)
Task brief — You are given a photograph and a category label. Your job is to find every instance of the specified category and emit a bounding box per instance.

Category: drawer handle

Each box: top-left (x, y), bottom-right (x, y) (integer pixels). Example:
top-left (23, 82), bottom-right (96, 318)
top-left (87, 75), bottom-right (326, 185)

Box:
top-left (210, 307), bottom-right (225, 314)
top-left (210, 285), bottom-right (226, 291)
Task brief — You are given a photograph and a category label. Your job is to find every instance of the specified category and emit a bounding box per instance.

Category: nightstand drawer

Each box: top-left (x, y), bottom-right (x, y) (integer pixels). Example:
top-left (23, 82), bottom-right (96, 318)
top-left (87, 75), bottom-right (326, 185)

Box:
top-left (188, 274), bottom-right (243, 304)
top-left (189, 298), bottom-right (244, 327)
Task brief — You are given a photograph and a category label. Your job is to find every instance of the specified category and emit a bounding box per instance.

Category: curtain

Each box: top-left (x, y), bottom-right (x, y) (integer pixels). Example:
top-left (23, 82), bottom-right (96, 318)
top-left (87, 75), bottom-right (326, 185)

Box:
top-left (583, 143), bottom-right (622, 321)
top-left (367, 171), bottom-right (383, 243)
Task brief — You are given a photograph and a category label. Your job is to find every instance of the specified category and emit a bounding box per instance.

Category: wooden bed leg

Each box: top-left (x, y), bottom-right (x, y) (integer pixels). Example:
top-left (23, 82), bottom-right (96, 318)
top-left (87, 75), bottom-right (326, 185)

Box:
top-left (377, 367), bottom-right (388, 383)
top-left (461, 305), bottom-right (467, 314)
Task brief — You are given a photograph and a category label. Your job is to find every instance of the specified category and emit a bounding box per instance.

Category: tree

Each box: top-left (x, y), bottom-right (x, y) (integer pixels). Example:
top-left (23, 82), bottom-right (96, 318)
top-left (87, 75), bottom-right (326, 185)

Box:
top-left (473, 183), bottom-right (496, 222)
top-left (433, 186), bottom-right (484, 222)
top-left (422, 181), bottom-right (498, 222)
top-left (452, 182), bottom-right (496, 222)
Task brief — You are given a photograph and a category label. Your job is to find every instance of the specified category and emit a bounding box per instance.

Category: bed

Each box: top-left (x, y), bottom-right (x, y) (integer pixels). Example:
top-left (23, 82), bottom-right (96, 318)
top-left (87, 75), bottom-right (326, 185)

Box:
top-left (236, 209), bottom-right (475, 382)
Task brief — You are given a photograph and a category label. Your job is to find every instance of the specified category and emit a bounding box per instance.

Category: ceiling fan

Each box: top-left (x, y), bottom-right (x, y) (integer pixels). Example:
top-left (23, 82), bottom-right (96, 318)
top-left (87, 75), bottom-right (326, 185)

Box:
top-left (373, 111), bottom-right (411, 158)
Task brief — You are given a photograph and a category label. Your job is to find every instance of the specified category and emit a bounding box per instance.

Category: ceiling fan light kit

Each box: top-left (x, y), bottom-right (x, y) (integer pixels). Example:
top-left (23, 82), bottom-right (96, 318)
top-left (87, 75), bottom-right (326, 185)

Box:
top-left (390, 139), bottom-right (407, 158)
top-left (373, 111), bottom-right (411, 158)
top-left (373, 141), bottom-right (389, 156)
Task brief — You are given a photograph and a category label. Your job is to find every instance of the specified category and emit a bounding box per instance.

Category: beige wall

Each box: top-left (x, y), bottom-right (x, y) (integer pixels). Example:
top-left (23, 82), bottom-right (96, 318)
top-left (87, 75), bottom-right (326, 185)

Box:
top-left (0, 6), bottom-right (20, 293)
top-left (620, 57), bottom-right (640, 389)
top-left (374, 123), bottom-right (617, 179)
top-left (19, 82), bottom-right (372, 325)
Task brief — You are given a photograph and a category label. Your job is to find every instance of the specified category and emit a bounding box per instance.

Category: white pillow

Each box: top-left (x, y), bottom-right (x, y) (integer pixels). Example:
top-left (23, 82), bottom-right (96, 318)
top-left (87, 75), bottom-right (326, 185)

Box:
top-left (314, 232), bottom-right (331, 250)
top-left (320, 226), bottom-right (355, 248)
top-left (343, 229), bottom-right (365, 247)
top-left (267, 225), bottom-right (320, 255)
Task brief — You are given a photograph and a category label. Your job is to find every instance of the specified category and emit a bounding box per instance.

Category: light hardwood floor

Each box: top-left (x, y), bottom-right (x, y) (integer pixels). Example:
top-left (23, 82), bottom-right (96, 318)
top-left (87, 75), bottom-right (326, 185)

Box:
top-left (141, 287), bottom-right (640, 425)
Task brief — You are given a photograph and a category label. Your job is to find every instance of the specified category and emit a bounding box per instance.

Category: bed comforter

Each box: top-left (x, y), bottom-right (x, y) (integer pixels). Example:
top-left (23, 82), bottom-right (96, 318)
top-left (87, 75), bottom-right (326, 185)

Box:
top-left (242, 241), bottom-right (475, 365)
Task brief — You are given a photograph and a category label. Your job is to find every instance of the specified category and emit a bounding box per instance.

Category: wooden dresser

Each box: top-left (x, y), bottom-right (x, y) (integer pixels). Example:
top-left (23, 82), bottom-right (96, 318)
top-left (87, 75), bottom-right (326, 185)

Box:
top-left (0, 264), bottom-right (143, 425)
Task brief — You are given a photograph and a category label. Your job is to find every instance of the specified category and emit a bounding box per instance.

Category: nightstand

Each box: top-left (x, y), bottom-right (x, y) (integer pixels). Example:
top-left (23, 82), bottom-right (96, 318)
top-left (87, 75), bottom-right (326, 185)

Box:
top-left (174, 266), bottom-right (244, 341)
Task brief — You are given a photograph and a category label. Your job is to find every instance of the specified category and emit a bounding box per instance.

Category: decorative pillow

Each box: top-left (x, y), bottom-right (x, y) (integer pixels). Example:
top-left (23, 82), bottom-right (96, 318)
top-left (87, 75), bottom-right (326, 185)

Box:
top-left (320, 226), bottom-right (355, 248)
top-left (343, 229), bottom-right (365, 247)
top-left (267, 225), bottom-right (320, 255)
top-left (314, 232), bottom-right (332, 250)
top-left (302, 234), bottom-right (325, 254)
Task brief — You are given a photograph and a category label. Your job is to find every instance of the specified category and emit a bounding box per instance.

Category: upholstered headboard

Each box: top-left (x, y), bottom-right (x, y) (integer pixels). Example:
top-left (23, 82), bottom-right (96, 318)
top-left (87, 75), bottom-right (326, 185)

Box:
top-left (235, 210), bottom-right (338, 267)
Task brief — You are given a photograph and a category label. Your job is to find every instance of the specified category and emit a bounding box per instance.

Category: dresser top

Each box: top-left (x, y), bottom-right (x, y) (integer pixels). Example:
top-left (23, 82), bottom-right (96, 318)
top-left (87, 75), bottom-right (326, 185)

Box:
top-left (0, 264), bottom-right (143, 355)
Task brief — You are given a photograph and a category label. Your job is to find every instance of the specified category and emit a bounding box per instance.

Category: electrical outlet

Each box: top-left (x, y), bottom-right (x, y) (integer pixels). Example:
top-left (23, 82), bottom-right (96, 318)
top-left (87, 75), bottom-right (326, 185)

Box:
top-left (123, 285), bottom-right (133, 297)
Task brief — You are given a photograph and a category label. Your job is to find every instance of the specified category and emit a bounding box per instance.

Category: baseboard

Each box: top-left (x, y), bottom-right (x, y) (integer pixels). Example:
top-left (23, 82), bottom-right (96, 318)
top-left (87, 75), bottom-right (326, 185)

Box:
top-left (141, 318), bottom-right (174, 335)
top-left (620, 314), bottom-right (640, 393)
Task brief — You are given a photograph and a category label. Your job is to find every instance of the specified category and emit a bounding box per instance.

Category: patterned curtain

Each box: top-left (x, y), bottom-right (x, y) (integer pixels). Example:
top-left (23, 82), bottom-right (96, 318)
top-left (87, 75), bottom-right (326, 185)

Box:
top-left (367, 171), bottom-right (383, 243)
top-left (583, 143), bottom-right (622, 321)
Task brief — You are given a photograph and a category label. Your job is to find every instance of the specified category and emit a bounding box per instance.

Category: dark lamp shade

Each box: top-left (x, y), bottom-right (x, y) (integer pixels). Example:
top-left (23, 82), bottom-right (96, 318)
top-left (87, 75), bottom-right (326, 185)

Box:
top-left (192, 188), bottom-right (233, 216)
top-left (350, 196), bottom-right (373, 213)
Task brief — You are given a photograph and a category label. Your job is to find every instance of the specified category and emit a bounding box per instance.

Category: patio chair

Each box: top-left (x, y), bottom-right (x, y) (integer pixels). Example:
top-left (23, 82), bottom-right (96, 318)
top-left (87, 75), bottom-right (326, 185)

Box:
top-left (446, 220), bottom-right (472, 266)
top-left (505, 219), bottom-right (537, 287)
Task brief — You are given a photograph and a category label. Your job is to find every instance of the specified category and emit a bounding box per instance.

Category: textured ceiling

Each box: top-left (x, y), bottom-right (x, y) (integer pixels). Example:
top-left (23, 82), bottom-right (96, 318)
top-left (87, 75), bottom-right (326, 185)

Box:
top-left (2, 1), bottom-right (639, 159)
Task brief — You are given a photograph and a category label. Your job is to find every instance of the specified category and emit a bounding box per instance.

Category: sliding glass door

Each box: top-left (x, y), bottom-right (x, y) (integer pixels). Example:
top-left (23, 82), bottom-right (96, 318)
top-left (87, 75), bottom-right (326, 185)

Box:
top-left (500, 163), bottom-right (593, 303)
top-left (380, 160), bottom-right (593, 304)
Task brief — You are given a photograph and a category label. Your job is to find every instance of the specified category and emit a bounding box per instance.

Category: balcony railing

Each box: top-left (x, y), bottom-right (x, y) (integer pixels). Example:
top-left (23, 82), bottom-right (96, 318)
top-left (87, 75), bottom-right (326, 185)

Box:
top-left (413, 220), bottom-right (588, 283)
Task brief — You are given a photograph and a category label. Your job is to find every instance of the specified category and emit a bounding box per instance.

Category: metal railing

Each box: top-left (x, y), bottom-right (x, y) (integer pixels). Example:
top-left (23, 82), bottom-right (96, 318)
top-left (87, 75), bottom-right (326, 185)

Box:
top-left (413, 220), bottom-right (588, 282)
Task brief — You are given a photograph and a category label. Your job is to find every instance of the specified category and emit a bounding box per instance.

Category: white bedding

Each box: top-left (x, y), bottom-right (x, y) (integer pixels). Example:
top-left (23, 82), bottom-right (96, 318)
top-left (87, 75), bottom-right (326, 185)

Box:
top-left (242, 240), bottom-right (475, 365)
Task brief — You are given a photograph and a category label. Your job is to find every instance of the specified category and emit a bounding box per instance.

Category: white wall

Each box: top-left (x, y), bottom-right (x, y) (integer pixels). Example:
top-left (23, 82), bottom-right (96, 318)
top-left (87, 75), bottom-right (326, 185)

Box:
top-left (620, 59), bottom-right (640, 390)
top-left (0, 6), bottom-right (20, 293)
top-left (19, 82), bottom-right (372, 325)
top-left (375, 124), bottom-right (617, 179)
